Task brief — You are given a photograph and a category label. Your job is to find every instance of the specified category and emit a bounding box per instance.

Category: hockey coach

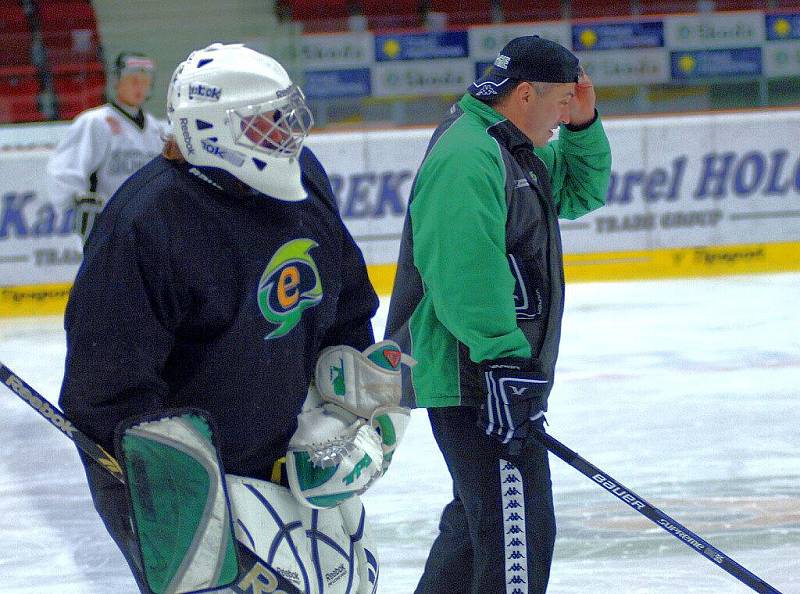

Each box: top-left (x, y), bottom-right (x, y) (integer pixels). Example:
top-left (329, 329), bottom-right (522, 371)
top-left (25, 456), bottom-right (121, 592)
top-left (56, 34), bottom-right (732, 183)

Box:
top-left (386, 35), bottom-right (612, 593)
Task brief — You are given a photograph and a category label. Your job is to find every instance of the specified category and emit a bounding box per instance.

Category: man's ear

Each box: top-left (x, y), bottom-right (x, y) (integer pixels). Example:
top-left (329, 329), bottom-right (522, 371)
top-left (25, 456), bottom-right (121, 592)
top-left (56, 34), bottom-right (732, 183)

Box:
top-left (517, 81), bottom-right (534, 104)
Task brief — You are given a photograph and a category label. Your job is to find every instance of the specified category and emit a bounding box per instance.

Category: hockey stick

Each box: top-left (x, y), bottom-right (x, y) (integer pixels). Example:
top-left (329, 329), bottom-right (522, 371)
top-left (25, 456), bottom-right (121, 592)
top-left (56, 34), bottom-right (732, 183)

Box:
top-left (0, 362), bottom-right (124, 481)
top-left (533, 430), bottom-right (783, 594)
top-left (0, 361), bottom-right (302, 594)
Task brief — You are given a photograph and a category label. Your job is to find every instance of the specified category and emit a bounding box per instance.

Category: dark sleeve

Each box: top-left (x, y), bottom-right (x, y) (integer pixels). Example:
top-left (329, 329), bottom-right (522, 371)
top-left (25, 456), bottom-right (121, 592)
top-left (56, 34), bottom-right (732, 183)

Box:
top-left (300, 148), bottom-right (379, 351)
top-left (59, 211), bottom-right (184, 451)
top-left (322, 221), bottom-right (379, 351)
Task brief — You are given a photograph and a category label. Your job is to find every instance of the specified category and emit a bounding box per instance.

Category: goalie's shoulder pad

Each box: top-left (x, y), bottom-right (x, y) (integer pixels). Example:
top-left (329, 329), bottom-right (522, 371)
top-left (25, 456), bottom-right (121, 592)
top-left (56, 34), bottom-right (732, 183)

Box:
top-left (315, 340), bottom-right (415, 419)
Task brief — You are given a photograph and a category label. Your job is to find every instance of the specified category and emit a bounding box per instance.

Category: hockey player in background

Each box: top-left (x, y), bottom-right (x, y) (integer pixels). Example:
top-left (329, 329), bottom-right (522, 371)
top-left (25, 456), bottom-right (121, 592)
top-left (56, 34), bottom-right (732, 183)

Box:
top-left (59, 43), bottom-right (410, 593)
top-left (46, 52), bottom-right (165, 243)
top-left (386, 36), bottom-right (612, 593)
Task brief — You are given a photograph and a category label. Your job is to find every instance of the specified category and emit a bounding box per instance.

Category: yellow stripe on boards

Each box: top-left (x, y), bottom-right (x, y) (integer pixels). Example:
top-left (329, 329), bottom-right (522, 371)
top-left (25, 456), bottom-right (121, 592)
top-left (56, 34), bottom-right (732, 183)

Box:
top-left (564, 241), bottom-right (800, 282)
top-left (367, 241), bottom-right (800, 294)
top-left (0, 283), bottom-right (72, 317)
top-left (366, 263), bottom-right (398, 296)
top-left (2, 242), bottom-right (799, 317)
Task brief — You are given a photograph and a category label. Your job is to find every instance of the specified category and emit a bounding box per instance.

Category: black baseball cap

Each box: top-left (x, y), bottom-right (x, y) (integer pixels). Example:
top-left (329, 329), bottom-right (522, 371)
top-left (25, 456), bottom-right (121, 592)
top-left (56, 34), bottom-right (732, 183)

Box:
top-left (469, 36), bottom-right (580, 98)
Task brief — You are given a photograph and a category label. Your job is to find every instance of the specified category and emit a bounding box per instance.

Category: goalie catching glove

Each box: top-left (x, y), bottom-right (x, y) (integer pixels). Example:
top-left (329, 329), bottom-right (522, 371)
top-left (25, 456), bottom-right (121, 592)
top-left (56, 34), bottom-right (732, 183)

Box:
top-left (286, 340), bottom-right (415, 509)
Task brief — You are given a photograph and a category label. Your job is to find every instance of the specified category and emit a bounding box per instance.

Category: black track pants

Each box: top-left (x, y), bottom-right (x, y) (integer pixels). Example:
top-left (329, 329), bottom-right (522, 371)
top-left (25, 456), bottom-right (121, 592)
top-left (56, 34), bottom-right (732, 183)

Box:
top-left (415, 406), bottom-right (556, 594)
top-left (80, 454), bottom-right (151, 592)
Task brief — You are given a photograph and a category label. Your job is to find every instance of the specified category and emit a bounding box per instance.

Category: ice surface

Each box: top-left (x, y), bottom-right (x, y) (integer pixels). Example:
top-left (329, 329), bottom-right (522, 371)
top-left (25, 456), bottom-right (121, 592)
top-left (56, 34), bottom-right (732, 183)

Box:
top-left (1, 273), bottom-right (798, 593)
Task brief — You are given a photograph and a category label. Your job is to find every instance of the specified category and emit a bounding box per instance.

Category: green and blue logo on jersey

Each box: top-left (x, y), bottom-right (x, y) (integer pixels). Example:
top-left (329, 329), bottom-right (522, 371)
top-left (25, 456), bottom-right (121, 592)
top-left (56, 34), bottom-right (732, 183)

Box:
top-left (257, 238), bottom-right (323, 340)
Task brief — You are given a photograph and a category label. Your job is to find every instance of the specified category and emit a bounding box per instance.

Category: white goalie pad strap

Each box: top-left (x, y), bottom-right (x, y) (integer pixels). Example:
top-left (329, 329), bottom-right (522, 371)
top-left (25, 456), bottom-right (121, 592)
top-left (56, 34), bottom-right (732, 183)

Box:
top-left (226, 475), bottom-right (378, 594)
top-left (286, 386), bottom-right (384, 509)
top-left (315, 340), bottom-right (415, 419)
top-left (369, 406), bottom-right (410, 471)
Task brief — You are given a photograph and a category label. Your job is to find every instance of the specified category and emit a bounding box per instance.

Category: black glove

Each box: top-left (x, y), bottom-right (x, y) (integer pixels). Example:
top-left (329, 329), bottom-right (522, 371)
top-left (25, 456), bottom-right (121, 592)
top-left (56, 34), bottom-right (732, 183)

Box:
top-left (72, 193), bottom-right (104, 244)
top-left (479, 357), bottom-right (549, 449)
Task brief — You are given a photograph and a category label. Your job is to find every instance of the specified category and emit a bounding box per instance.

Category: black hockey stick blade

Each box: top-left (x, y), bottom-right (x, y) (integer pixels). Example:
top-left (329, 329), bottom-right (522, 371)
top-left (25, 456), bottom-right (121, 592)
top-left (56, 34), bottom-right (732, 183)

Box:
top-left (0, 361), bottom-right (123, 481)
top-left (533, 429), bottom-right (783, 594)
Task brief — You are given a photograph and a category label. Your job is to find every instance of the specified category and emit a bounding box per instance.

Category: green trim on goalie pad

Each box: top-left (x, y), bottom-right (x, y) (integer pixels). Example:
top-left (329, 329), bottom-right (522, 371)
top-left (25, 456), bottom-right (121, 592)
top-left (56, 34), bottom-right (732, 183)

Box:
top-left (373, 414), bottom-right (398, 447)
top-left (343, 454), bottom-right (373, 485)
top-left (308, 492), bottom-right (354, 508)
top-left (289, 451), bottom-right (353, 508)
top-left (291, 451), bottom-right (338, 488)
top-left (120, 412), bottom-right (238, 594)
top-left (372, 413), bottom-right (398, 464)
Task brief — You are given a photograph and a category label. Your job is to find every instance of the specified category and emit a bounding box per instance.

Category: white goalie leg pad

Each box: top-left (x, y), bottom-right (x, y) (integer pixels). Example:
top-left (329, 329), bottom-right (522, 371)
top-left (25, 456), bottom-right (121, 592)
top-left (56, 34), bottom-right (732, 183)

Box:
top-left (286, 386), bottom-right (384, 510)
top-left (315, 340), bottom-right (415, 419)
top-left (338, 497), bottom-right (380, 594)
top-left (226, 475), bottom-right (378, 594)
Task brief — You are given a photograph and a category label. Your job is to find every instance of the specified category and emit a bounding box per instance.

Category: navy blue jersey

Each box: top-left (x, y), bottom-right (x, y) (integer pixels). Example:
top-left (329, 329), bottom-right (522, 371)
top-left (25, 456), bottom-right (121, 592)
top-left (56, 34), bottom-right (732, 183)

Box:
top-left (59, 149), bottom-right (378, 481)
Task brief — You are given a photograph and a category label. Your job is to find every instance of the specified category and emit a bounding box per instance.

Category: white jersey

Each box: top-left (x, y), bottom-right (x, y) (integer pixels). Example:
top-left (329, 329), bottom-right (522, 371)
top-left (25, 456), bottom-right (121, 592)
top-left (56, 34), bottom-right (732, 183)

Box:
top-left (46, 103), bottom-right (166, 211)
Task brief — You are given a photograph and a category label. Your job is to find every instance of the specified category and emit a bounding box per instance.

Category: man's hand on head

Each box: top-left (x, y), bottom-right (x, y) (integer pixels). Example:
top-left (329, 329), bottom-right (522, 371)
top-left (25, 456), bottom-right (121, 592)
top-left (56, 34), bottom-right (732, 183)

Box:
top-left (568, 68), bottom-right (597, 128)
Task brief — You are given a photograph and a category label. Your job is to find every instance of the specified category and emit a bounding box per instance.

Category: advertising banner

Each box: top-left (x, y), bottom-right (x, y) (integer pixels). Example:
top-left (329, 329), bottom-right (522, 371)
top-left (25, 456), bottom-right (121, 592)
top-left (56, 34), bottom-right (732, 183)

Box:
top-left (572, 21), bottom-right (664, 52)
top-left (302, 68), bottom-right (371, 99)
top-left (468, 23), bottom-right (572, 60)
top-left (670, 47), bottom-right (762, 80)
top-left (765, 13), bottom-right (800, 41)
top-left (562, 111), bottom-right (800, 256)
top-left (576, 48), bottom-right (670, 86)
top-left (371, 58), bottom-right (473, 97)
top-left (764, 41), bottom-right (800, 78)
top-left (374, 31), bottom-right (469, 62)
top-left (664, 11), bottom-right (765, 49)
top-left (0, 151), bottom-right (82, 288)
top-left (278, 32), bottom-right (374, 69)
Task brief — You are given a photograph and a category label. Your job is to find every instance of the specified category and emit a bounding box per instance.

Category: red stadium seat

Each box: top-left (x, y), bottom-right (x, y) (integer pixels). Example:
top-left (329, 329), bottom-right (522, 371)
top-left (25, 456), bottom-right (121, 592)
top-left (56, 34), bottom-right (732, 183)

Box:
top-left (0, 66), bottom-right (39, 96)
top-left (290, 0), bottom-right (353, 19)
top-left (428, 0), bottom-right (494, 26)
top-left (499, 0), bottom-right (563, 22)
top-left (361, 0), bottom-right (423, 30)
top-left (638, 0), bottom-right (700, 15)
top-left (41, 29), bottom-right (101, 65)
top-left (0, 96), bottom-right (46, 124)
top-left (711, 0), bottom-right (764, 10)
top-left (0, 66), bottom-right (43, 124)
top-left (289, 0), bottom-right (356, 31)
top-left (569, 0), bottom-right (633, 19)
top-left (0, 30), bottom-right (34, 66)
top-left (0, 4), bottom-right (29, 34)
top-left (52, 61), bottom-right (106, 119)
top-left (36, 0), bottom-right (100, 65)
top-left (37, 0), bottom-right (97, 32)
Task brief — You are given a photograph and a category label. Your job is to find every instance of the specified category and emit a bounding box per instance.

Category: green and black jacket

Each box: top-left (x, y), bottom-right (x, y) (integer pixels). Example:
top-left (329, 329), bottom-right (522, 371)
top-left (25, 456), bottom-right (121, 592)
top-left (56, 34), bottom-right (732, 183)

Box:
top-left (385, 93), bottom-right (611, 409)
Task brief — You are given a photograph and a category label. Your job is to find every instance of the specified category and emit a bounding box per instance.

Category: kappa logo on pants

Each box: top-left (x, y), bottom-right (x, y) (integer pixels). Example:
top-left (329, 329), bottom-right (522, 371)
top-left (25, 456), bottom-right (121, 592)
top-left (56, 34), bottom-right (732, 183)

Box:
top-left (500, 459), bottom-right (528, 594)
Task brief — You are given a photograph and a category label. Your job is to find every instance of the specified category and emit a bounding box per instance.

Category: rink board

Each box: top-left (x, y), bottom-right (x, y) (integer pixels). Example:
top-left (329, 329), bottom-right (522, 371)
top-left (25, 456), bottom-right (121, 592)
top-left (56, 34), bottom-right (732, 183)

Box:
top-left (2, 239), bottom-right (798, 317)
top-left (1, 110), bottom-right (800, 315)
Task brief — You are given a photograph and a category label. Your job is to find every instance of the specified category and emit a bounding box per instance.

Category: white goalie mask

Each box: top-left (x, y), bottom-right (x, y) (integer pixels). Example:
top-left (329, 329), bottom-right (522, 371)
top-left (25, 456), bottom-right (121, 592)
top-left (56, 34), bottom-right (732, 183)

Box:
top-left (167, 43), bottom-right (313, 201)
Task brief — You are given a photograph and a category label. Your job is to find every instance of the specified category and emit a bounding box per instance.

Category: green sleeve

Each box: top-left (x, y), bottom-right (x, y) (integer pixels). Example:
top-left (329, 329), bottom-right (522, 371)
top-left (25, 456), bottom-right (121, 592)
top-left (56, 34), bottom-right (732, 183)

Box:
top-left (534, 113), bottom-right (612, 220)
top-left (410, 139), bottom-right (531, 364)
